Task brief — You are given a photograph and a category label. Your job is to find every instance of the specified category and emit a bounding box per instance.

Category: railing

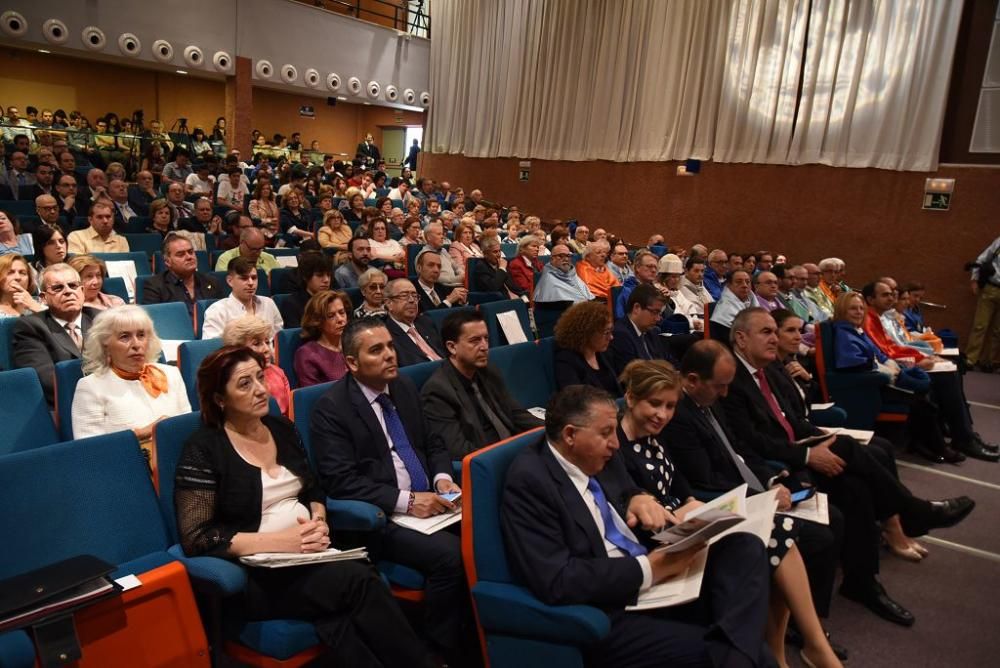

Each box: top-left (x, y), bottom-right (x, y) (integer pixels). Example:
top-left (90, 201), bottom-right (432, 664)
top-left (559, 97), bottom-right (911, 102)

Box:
top-left (293, 0), bottom-right (430, 37)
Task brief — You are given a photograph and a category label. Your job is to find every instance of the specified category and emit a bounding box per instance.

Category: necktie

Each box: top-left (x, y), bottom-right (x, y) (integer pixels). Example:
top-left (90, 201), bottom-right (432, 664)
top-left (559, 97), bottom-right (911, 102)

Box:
top-left (755, 369), bottom-right (796, 442)
top-left (702, 407), bottom-right (764, 492)
top-left (640, 333), bottom-right (652, 359)
top-left (471, 380), bottom-right (512, 441)
top-left (374, 394), bottom-right (429, 492)
top-left (427, 287), bottom-right (441, 306)
top-left (408, 326), bottom-right (441, 361)
top-left (64, 323), bottom-right (82, 350)
top-left (587, 477), bottom-right (647, 558)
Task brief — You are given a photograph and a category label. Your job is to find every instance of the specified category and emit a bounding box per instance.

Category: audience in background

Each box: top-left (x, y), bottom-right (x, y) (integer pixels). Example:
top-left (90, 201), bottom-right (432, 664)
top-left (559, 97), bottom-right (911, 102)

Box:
top-left (424, 221), bottom-right (464, 287)
top-left (0, 210), bottom-right (33, 257)
top-left (575, 239), bottom-right (619, 302)
top-left (333, 236), bottom-right (371, 289)
top-left (67, 254), bottom-right (125, 310)
top-left (202, 257), bottom-right (282, 340)
top-left (214, 228), bottom-right (280, 274)
top-left (293, 290), bottom-right (351, 388)
top-left (507, 235), bottom-right (543, 295)
top-left (317, 209), bottom-right (351, 252)
top-left (413, 249), bottom-right (468, 313)
top-left (610, 283), bottom-right (672, 374)
top-left (141, 231), bottom-right (223, 315)
top-left (534, 243), bottom-right (593, 305)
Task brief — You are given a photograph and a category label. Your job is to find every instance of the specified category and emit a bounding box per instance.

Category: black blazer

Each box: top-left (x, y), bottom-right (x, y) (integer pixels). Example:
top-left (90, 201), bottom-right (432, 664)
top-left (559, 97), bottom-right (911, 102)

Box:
top-left (500, 434), bottom-right (649, 609)
top-left (110, 202), bottom-right (134, 233)
top-left (11, 307), bottom-right (98, 404)
top-left (421, 360), bottom-right (542, 458)
top-left (384, 314), bottom-right (445, 367)
top-left (127, 185), bottom-right (155, 216)
top-left (174, 415), bottom-right (323, 557)
top-left (310, 374), bottom-right (452, 514)
top-left (554, 347), bottom-right (621, 396)
top-left (412, 279), bottom-right (453, 313)
top-left (609, 317), bottom-right (671, 375)
top-left (662, 393), bottom-right (777, 492)
top-left (139, 271), bottom-right (224, 316)
top-left (278, 289), bottom-right (312, 330)
top-left (473, 260), bottom-right (522, 297)
top-left (720, 361), bottom-right (821, 470)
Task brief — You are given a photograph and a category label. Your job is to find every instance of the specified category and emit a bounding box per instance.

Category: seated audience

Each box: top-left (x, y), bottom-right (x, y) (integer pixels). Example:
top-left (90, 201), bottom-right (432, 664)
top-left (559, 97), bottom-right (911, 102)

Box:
top-left (294, 290), bottom-right (352, 388)
top-left (141, 231), bottom-right (223, 316)
top-left (249, 181), bottom-right (280, 235)
top-left (507, 235), bottom-right (543, 295)
top-left (554, 300), bottom-right (620, 394)
top-left (317, 209), bottom-right (351, 252)
top-left (162, 148), bottom-right (193, 185)
top-left (277, 252), bottom-right (332, 328)
top-left (575, 239), bottom-right (620, 302)
top-left (216, 167), bottom-right (248, 213)
top-left (215, 228), bottom-right (281, 274)
top-left (473, 236), bottom-right (522, 298)
top-left (367, 217), bottom-right (404, 265)
top-left (898, 280), bottom-right (949, 346)
top-left (128, 170), bottom-right (157, 216)
top-left (448, 221), bottom-right (483, 271)
top-left (703, 248), bottom-right (728, 300)
top-left (354, 267), bottom-right (388, 318)
top-left (30, 224), bottom-right (67, 274)
top-left (67, 254), bottom-right (125, 310)
top-left (679, 257), bottom-right (714, 312)
top-left (0, 254), bottom-right (44, 316)
top-left (202, 257), bottom-right (283, 340)
top-left (875, 276), bottom-right (938, 354)
top-left (658, 253), bottom-right (705, 332)
top-left (618, 358), bottom-right (843, 667)
top-left (413, 249), bottom-right (468, 313)
top-left (308, 317), bottom-right (471, 664)
top-left (165, 182), bottom-right (197, 229)
top-left (784, 265), bottom-right (828, 323)
top-left (421, 310), bottom-right (542, 458)
top-left (399, 215), bottom-right (425, 246)
top-left (722, 307), bottom-right (975, 625)
top-left (614, 249), bottom-right (666, 319)
top-left (753, 271), bottom-right (787, 312)
top-left (333, 236), bottom-right (372, 289)
top-left (567, 224), bottom-right (589, 254)
top-left (383, 278), bottom-right (446, 366)
top-left (176, 345), bottom-right (429, 666)
top-left (772, 309), bottom-right (825, 407)
top-left (424, 221), bottom-right (464, 287)
top-left (0, 210), bottom-right (34, 257)
top-left (501, 384), bottom-right (774, 667)
top-left (67, 200), bottom-right (130, 255)
top-left (279, 190), bottom-right (315, 246)
top-left (710, 269), bottom-right (755, 331)
top-left (146, 198), bottom-right (174, 236)
top-left (610, 283), bottom-right (672, 373)
top-left (534, 243), bottom-right (594, 305)
top-left (342, 190), bottom-right (366, 224)
top-left (72, 305), bottom-right (189, 444)
top-left (607, 243), bottom-right (633, 284)
top-left (106, 179), bottom-right (138, 230)
top-left (33, 194), bottom-right (66, 235)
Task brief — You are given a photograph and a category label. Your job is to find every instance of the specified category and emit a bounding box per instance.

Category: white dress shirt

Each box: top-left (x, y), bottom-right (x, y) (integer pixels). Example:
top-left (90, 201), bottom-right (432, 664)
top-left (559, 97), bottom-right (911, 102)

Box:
top-left (201, 294), bottom-right (283, 340)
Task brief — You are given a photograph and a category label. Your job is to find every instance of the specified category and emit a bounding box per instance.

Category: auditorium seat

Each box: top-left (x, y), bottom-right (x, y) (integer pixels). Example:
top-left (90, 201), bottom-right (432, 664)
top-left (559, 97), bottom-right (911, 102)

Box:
top-left (534, 301), bottom-right (571, 339)
top-left (93, 251), bottom-right (153, 277)
top-left (275, 327), bottom-right (304, 388)
top-left (102, 275), bottom-right (130, 303)
top-left (177, 338), bottom-right (223, 407)
top-left (0, 200), bottom-right (37, 217)
top-left (481, 299), bottom-right (534, 346)
top-left (405, 243), bottom-right (425, 278)
top-left (53, 359), bottom-right (84, 441)
top-left (123, 233), bottom-right (164, 256)
top-left (489, 338), bottom-right (557, 409)
top-left (0, 430), bottom-right (210, 666)
top-left (268, 267), bottom-right (298, 295)
top-left (194, 299), bottom-right (220, 338)
top-left (0, 368), bottom-right (59, 455)
top-left (461, 427), bottom-right (609, 667)
top-left (142, 302), bottom-right (196, 340)
top-left (0, 316), bottom-right (18, 370)
top-left (400, 359), bottom-right (443, 390)
top-left (426, 304), bottom-right (473, 331)
top-left (467, 291), bottom-right (506, 306)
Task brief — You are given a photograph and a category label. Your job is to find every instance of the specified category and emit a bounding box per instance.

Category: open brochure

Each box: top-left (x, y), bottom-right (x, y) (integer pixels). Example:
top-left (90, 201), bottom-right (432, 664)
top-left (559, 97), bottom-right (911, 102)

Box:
top-left (527, 407), bottom-right (547, 420)
top-left (628, 486), bottom-right (779, 611)
top-left (779, 492), bottom-right (830, 526)
top-left (940, 347), bottom-right (960, 357)
top-left (240, 547), bottom-right (368, 569)
top-left (651, 509), bottom-right (745, 553)
top-left (391, 509), bottom-right (462, 535)
top-left (821, 427), bottom-right (874, 444)
top-left (929, 361), bottom-right (958, 373)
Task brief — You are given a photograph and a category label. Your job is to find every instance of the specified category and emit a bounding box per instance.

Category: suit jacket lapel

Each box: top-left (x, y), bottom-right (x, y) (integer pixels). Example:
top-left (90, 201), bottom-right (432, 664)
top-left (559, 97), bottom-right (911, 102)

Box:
top-left (736, 363), bottom-right (783, 431)
top-left (444, 362), bottom-right (487, 445)
top-left (539, 442), bottom-right (607, 556)
top-left (347, 376), bottom-right (392, 463)
top-left (44, 312), bottom-right (82, 359)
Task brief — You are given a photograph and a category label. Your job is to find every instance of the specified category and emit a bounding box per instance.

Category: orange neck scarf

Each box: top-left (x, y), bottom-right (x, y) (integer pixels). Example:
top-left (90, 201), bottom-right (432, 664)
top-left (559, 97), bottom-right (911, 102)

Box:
top-left (111, 363), bottom-right (169, 398)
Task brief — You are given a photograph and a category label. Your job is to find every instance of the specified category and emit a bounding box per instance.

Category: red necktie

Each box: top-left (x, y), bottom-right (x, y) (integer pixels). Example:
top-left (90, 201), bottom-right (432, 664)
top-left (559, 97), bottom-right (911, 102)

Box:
top-left (755, 369), bottom-right (796, 442)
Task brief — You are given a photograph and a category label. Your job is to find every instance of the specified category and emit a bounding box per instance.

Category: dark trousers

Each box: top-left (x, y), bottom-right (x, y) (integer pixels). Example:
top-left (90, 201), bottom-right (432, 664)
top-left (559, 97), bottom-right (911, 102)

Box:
top-left (592, 534), bottom-right (776, 668)
top-left (244, 560), bottom-right (429, 667)
top-left (376, 523), bottom-right (470, 655)
top-left (929, 371), bottom-right (975, 442)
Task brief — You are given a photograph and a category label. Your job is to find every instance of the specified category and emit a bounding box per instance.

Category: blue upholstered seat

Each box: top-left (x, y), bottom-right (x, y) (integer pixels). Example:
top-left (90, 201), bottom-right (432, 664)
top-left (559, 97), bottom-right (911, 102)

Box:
top-left (0, 368), bottom-right (59, 454)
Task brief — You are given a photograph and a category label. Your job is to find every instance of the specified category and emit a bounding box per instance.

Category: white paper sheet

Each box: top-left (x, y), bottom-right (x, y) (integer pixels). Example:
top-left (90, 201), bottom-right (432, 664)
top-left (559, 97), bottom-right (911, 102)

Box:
top-left (276, 256), bottom-right (299, 268)
top-left (240, 547), bottom-right (368, 568)
top-left (810, 402), bottom-right (835, 411)
top-left (390, 510), bottom-right (462, 535)
top-left (930, 361), bottom-right (957, 373)
top-left (779, 492), bottom-right (830, 525)
top-left (940, 347), bottom-right (960, 356)
top-left (159, 339), bottom-right (186, 363)
top-left (105, 260), bottom-right (138, 300)
top-left (824, 427), bottom-right (874, 444)
top-left (495, 309), bottom-right (529, 344)
top-left (626, 549), bottom-right (708, 611)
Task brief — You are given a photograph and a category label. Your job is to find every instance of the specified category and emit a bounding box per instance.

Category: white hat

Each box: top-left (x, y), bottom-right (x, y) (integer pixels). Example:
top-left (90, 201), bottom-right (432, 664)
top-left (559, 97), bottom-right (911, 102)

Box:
top-left (658, 253), bottom-right (683, 274)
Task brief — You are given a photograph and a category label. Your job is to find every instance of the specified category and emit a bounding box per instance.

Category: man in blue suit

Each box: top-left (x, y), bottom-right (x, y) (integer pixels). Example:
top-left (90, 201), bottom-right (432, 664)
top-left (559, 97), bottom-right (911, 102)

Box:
top-left (501, 385), bottom-right (775, 667)
top-left (610, 283), bottom-right (675, 374)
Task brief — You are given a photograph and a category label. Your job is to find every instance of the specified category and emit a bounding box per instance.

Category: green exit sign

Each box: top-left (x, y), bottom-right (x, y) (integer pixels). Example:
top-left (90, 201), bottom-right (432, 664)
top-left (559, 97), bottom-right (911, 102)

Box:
top-left (923, 193), bottom-right (951, 211)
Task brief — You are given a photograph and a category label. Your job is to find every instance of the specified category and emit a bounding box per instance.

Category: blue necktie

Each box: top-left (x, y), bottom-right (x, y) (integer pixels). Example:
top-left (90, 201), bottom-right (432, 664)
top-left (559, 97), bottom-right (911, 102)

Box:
top-left (375, 393), bottom-right (429, 492)
top-left (587, 477), bottom-right (647, 558)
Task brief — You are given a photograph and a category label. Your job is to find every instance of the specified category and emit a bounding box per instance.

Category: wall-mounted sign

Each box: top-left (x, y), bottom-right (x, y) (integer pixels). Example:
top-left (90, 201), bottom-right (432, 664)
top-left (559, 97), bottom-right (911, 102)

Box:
top-left (518, 160), bottom-right (531, 182)
top-left (923, 177), bottom-right (954, 211)
top-left (299, 105), bottom-right (315, 118)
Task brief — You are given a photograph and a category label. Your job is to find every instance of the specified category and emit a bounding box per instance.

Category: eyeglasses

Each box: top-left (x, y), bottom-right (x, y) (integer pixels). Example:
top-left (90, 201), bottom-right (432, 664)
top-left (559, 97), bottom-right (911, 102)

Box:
top-left (45, 281), bottom-right (81, 294)
top-left (243, 243), bottom-right (266, 252)
top-left (642, 306), bottom-right (665, 317)
top-left (389, 293), bottom-right (419, 303)
top-left (365, 284), bottom-right (386, 292)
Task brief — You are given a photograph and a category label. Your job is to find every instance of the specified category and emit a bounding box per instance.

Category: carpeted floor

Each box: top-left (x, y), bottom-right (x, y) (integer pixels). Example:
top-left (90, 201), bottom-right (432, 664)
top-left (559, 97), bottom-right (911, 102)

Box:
top-left (789, 371), bottom-right (1000, 667)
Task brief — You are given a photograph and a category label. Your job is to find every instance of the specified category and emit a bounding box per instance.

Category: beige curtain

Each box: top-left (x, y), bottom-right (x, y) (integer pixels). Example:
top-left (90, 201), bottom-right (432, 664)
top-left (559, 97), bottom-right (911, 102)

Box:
top-left (428, 0), bottom-right (963, 171)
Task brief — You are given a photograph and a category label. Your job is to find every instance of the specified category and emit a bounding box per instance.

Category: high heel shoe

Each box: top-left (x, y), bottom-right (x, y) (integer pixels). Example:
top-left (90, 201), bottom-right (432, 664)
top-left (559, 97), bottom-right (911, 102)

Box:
top-left (910, 540), bottom-right (929, 557)
top-left (887, 543), bottom-right (924, 562)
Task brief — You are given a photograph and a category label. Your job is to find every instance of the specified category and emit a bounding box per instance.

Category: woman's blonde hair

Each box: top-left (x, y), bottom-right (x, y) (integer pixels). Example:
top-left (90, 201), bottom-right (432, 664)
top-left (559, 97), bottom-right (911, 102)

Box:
top-left (82, 305), bottom-right (163, 375)
top-left (0, 254), bottom-right (36, 296)
top-left (619, 359), bottom-right (681, 402)
top-left (832, 291), bottom-right (864, 322)
top-left (222, 315), bottom-right (272, 347)
top-left (68, 254), bottom-right (108, 278)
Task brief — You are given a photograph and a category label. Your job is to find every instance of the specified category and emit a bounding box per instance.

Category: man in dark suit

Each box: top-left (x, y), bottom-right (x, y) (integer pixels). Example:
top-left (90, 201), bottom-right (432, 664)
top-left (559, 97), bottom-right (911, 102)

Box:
top-left (12, 263), bottom-right (97, 405)
top-left (413, 249), bottom-right (468, 313)
top-left (354, 133), bottom-right (381, 168)
top-left (722, 307), bottom-right (975, 626)
top-left (610, 283), bottom-right (674, 374)
top-left (502, 385), bottom-right (775, 667)
top-left (24, 162), bottom-right (55, 199)
top-left (54, 172), bottom-right (82, 228)
top-left (473, 237), bottom-right (524, 296)
top-left (140, 232), bottom-right (223, 317)
top-left (310, 317), bottom-right (471, 663)
top-left (0, 151), bottom-right (36, 200)
top-left (384, 278), bottom-right (446, 367)
top-left (128, 170), bottom-right (157, 217)
top-left (665, 340), bottom-right (846, 643)
top-left (75, 167), bottom-right (108, 218)
top-left (421, 310), bottom-right (542, 458)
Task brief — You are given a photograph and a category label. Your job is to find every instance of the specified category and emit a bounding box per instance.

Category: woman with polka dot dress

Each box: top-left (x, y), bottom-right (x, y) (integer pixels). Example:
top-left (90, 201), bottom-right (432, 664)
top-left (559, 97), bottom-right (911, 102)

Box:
top-left (617, 360), bottom-right (842, 668)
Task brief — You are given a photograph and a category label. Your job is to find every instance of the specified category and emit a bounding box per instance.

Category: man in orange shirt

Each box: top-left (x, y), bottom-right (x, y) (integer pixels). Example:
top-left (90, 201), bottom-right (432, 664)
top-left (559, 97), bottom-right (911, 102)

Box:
top-left (575, 240), bottom-right (620, 302)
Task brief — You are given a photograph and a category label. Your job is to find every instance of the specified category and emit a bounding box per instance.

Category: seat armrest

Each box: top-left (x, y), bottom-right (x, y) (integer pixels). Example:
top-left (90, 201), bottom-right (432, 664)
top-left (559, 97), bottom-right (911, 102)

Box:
top-left (167, 544), bottom-right (247, 596)
top-left (471, 581), bottom-right (610, 644)
top-left (326, 498), bottom-right (387, 531)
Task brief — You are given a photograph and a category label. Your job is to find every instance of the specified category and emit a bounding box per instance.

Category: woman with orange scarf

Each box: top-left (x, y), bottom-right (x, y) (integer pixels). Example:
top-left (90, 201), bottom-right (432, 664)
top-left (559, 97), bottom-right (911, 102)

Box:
top-left (72, 305), bottom-right (190, 450)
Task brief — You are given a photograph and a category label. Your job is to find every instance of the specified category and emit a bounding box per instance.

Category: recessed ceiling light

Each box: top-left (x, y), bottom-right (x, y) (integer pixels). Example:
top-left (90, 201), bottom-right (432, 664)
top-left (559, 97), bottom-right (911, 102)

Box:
top-left (337, 96), bottom-right (347, 101)
top-left (363, 102), bottom-right (371, 105)
top-left (176, 69), bottom-right (188, 75)
top-left (38, 49), bottom-right (51, 54)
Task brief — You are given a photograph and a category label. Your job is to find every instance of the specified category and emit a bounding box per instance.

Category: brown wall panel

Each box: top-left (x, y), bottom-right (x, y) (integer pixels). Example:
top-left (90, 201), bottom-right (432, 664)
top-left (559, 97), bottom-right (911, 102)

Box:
top-left (421, 153), bottom-right (999, 336)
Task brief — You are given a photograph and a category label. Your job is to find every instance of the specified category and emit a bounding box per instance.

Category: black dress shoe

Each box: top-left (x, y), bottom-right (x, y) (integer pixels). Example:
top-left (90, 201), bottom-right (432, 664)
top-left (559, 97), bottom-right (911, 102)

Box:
top-left (972, 433), bottom-right (999, 454)
top-left (954, 439), bottom-right (1000, 462)
top-left (840, 582), bottom-right (915, 627)
top-left (941, 446), bottom-right (966, 464)
top-left (911, 443), bottom-right (945, 464)
top-left (927, 496), bottom-right (976, 529)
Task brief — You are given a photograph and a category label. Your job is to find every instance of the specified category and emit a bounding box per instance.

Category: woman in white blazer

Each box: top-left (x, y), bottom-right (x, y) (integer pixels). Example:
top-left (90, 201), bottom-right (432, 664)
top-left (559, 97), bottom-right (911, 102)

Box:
top-left (72, 305), bottom-right (190, 445)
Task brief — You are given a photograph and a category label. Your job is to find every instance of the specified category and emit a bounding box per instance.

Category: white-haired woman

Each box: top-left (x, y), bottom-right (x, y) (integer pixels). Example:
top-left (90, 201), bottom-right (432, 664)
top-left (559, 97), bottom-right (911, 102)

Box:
top-left (222, 315), bottom-right (291, 416)
top-left (72, 305), bottom-right (190, 445)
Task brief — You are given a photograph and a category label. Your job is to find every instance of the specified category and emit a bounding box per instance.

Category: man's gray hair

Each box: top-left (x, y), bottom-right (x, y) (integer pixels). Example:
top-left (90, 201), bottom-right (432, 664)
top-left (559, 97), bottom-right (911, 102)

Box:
top-left (729, 306), bottom-right (770, 345)
top-left (38, 263), bottom-right (80, 292)
top-left (162, 230), bottom-right (195, 255)
top-left (818, 257), bottom-right (842, 271)
top-left (240, 227), bottom-right (264, 244)
top-left (358, 267), bottom-right (388, 290)
top-left (584, 239), bottom-right (610, 257)
top-left (480, 236), bottom-right (501, 252)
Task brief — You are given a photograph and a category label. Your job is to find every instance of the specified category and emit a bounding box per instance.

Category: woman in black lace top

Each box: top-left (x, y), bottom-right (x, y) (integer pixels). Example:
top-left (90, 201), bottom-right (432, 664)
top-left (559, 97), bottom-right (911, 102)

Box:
top-left (175, 346), bottom-right (429, 667)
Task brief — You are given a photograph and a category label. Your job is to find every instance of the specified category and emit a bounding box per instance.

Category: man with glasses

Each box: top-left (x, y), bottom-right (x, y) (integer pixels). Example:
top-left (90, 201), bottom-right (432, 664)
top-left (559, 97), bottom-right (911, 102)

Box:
top-left (383, 278), bottom-right (446, 367)
top-left (12, 263), bottom-right (96, 405)
top-left (802, 262), bottom-right (831, 318)
top-left (606, 242), bottom-right (633, 284)
top-left (534, 243), bottom-right (594, 306)
top-left (30, 194), bottom-right (63, 235)
top-left (704, 248), bottom-right (728, 300)
top-left (354, 268), bottom-right (389, 318)
top-left (614, 249), bottom-right (667, 319)
top-left (214, 227), bottom-right (279, 274)
top-left (783, 265), bottom-right (827, 323)
top-left (752, 271), bottom-right (787, 313)
top-left (610, 284), bottom-right (674, 374)
top-left (67, 200), bottom-right (130, 254)
top-left (141, 231), bottom-right (223, 316)
top-left (54, 172), bottom-right (81, 224)
top-left (0, 151), bottom-right (36, 200)
top-left (165, 182), bottom-right (196, 229)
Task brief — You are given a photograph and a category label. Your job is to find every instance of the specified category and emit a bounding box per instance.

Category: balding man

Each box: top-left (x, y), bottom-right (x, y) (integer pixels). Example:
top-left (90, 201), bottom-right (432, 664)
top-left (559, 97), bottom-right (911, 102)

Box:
top-left (76, 168), bottom-right (107, 216)
top-left (384, 278), bottom-right (447, 367)
top-left (801, 262), bottom-right (831, 317)
top-left (107, 179), bottom-right (138, 231)
top-left (534, 244), bottom-right (594, 305)
top-left (213, 227), bottom-right (280, 274)
top-left (30, 194), bottom-right (63, 234)
top-left (423, 221), bottom-right (464, 287)
top-left (704, 249), bottom-right (728, 300)
top-left (784, 265), bottom-right (827, 323)
top-left (66, 200), bottom-right (130, 254)
top-left (679, 256), bottom-right (714, 311)
top-left (128, 170), bottom-right (158, 216)
top-left (752, 271), bottom-right (786, 312)
top-left (166, 182), bottom-right (197, 229)
top-left (575, 240), bottom-right (620, 301)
